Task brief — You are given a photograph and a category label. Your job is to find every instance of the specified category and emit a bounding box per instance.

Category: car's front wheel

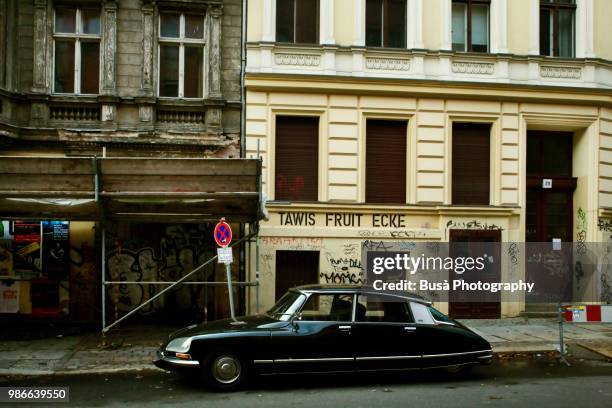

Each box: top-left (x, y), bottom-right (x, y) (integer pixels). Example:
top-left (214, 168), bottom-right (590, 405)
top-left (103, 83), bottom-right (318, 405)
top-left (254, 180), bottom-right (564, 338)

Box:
top-left (204, 352), bottom-right (247, 391)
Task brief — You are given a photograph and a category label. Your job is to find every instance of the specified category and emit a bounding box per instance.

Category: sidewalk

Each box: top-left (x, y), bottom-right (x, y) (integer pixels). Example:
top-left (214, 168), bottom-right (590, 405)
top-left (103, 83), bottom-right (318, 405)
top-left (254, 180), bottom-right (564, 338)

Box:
top-left (1, 319), bottom-right (611, 376)
top-left (461, 317), bottom-right (612, 358)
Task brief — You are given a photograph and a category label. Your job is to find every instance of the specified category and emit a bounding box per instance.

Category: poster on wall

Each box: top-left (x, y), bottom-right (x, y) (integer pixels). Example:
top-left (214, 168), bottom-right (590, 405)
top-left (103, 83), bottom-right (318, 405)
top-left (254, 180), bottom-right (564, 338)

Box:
top-left (0, 221), bottom-right (12, 276)
top-left (0, 281), bottom-right (20, 313)
top-left (13, 221), bottom-right (42, 276)
top-left (42, 221), bottom-right (70, 279)
top-left (0, 240), bottom-right (12, 276)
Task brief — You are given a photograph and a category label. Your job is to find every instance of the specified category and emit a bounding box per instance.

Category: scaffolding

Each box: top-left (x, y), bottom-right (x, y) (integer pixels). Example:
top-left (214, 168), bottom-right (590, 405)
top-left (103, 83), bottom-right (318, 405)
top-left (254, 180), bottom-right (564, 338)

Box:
top-left (0, 156), bottom-right (263, 332)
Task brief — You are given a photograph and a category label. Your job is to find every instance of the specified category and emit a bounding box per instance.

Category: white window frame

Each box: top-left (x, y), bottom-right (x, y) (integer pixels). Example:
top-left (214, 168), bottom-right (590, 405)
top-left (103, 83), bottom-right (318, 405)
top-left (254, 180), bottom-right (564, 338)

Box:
top-left (52, 7), bottom-right (102, 95)
top-left (451, 0), bottom-right (490, 53)
top-left (157, 12), bottom-right (206, 99)
top-left (358, 0), bottom-right (422, 49)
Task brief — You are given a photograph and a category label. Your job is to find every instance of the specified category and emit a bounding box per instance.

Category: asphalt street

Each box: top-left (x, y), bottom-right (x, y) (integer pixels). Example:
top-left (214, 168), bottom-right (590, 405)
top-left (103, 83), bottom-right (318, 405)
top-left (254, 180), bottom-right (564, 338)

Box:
top-left (1, 356), bottom-right (611, 408)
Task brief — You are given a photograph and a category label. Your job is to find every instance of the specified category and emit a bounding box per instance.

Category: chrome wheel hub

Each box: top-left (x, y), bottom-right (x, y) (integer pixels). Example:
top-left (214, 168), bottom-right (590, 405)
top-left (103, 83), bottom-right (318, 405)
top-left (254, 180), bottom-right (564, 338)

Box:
top-left (212, 355), bottom-right (241, 384)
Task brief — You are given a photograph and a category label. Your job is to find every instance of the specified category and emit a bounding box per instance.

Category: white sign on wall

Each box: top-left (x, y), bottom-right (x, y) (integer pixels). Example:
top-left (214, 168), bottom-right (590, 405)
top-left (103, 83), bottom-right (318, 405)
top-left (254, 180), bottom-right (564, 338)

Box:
top-left (0, 282), bottom-right (19, 313)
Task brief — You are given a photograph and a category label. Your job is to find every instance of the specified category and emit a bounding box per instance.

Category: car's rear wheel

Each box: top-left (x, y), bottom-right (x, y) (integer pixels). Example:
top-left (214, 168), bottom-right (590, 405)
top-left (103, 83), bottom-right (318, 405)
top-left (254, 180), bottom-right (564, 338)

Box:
top-left (204, 352), bottom-right (247, 391)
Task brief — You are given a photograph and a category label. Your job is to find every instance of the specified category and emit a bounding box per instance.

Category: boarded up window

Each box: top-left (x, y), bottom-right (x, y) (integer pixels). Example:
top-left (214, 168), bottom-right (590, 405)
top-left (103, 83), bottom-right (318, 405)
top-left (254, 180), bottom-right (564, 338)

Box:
top-left (366, 120), bottom-right (407, 203)
top-left (275, 116), bottom-right (319, 201)
top-left (452, 123), bottom-right (490, 205)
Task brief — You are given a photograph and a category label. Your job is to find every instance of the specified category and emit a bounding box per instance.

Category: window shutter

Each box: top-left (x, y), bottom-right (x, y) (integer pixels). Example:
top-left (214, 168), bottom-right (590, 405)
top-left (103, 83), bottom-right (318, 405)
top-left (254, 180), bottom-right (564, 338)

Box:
top-left (452, 123), bottom-right (490, 205)
top-left (366, 120), bottom-right (407, 203)
top-left (275, 116), bottom-right (319, 201)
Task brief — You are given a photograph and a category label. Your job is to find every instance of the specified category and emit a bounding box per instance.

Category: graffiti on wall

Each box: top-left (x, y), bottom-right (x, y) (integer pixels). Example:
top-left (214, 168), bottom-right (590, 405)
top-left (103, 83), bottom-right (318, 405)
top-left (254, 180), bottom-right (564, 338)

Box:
top-left (446, 220), bottom-right (502, 230)
top-left (105, 224), bottom-right (217, 315)
top-left (319, 250), bottom-right (364, 285)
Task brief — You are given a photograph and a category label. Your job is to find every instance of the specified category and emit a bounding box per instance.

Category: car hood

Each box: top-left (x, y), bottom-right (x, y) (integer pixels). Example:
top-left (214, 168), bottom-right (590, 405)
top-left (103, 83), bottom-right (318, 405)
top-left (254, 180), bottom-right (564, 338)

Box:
top-left (168, 314), bottom-right (284, 340)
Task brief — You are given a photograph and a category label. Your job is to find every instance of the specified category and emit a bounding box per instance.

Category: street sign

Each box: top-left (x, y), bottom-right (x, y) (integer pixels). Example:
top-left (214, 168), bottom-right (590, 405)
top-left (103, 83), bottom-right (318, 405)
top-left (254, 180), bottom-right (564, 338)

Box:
top-left (217, 246), bottom-right (233, 264)
top-left (213, 218), bottom-right (232, 248)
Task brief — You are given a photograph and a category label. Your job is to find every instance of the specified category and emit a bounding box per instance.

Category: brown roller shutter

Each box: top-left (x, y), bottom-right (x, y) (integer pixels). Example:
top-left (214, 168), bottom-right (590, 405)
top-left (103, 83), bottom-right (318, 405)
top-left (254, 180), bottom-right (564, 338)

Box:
top-left (275, 116), bottom-right (319, 201)
top-left (452, 123), bottom-right (491, 205)
top-left (366, 119), bottom-right (407, 203)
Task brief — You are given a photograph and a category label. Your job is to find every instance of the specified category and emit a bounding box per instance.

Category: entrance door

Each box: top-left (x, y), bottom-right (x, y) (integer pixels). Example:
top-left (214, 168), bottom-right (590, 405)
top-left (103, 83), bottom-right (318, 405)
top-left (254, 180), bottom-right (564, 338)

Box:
top-left (275, 250), bottom-right (319, 301)
top-left (449, 229), bottom-right (501, 319)
top-left (526, 131), bottom-right (576, 307)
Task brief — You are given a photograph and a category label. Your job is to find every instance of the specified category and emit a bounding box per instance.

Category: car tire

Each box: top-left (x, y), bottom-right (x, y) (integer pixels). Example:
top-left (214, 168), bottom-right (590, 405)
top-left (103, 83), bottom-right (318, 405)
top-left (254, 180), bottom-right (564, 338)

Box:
top-left (203, 351), bottom-right (247, 392)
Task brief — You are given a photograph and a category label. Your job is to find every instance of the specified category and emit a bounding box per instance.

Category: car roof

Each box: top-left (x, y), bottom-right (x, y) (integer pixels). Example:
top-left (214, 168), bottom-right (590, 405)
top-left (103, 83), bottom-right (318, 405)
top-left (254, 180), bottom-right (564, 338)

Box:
top-left (291, 284), bottom-right (431, 305)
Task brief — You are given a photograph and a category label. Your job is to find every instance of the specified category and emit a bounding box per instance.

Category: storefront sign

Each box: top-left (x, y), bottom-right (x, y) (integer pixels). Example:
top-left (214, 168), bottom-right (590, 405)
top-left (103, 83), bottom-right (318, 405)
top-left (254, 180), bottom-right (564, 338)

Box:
top-left (279, 212), bottom-right (411, 228)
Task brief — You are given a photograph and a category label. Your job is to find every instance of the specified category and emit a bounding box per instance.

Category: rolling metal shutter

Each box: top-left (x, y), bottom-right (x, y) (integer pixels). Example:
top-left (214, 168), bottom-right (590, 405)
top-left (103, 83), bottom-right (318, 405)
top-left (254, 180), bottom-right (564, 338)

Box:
top-left (366, 119), bottom-right (407, 203)
top-left (275, 116), bottom-right (319, 201)
top-left (452, 123), bottom-right (491, 205)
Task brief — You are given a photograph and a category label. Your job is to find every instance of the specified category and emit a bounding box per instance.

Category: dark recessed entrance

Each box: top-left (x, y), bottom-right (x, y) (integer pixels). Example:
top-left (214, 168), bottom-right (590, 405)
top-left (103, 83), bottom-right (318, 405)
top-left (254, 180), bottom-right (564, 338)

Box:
top-left (275, 250), bottom-right (319, 301)
top-left (449, 229), bottom-right (501, 319)
top-left (526, 131), bottom-right (576, 310)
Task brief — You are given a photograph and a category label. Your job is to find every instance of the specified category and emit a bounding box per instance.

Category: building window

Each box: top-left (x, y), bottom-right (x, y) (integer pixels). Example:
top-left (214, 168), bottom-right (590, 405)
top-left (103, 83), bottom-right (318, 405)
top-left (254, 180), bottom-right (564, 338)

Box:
top-left (451, 0), bottom-right (489, 53)
top-left (158, 12), bottom-right (205, 98)
top-left (276, 0), bottom-right (319, 44)
top-left (452, 123), bottom-right (491, 205)
top-left (275, 116), bottom-right (319, 201)
top-left (53, 7), bottom-right (101, 94)
top-left (540, 0), bottom-right (575, 57)
top-left (365, 0), bottom-right (407, 48)
top-left (366, 120), bottom-right (407, 204)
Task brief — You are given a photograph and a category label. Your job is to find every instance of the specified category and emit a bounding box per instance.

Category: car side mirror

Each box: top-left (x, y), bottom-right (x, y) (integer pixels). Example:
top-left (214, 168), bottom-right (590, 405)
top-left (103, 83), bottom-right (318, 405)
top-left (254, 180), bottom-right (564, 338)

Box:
top-left (291, 312), bottom-right (302, 331)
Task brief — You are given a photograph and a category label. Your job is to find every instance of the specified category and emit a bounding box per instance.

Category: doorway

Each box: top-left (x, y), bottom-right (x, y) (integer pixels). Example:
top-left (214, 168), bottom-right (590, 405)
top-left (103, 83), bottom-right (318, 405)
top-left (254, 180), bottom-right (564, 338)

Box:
top-left (449, 229), bottom-right (501, 319)
top-left (275, 250), bottom-right (319, 301)
top-left (526, 131), bottom-right (576, 308)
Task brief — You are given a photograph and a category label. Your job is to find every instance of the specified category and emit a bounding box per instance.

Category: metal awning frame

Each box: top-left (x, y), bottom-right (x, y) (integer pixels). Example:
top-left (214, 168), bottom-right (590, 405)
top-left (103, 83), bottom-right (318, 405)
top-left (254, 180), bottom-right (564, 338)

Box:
top-left (0, 155), bottom-right (264, 333)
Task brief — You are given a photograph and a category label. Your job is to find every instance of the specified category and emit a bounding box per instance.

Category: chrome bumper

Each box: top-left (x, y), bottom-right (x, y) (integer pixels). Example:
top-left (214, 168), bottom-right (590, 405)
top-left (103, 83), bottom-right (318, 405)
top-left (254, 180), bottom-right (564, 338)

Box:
top-left (154, 349), bottom-right (200, 370)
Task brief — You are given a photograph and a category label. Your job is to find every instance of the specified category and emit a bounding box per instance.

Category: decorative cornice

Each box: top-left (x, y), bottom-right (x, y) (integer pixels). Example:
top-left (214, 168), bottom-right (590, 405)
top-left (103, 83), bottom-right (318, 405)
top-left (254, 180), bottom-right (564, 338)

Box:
top-left (274, 53), bottom-right (321, 67)
top-left (365, 57), bottom-right (411, 71)
top-left (451, 61), bottom-right (495, 75)
top-left (540, 65), bottom-right (582, 79)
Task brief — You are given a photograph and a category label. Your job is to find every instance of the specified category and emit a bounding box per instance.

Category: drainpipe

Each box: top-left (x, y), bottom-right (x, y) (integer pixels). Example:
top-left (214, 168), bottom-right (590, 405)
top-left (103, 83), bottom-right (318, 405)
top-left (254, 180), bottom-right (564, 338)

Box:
top-left (240, 0), bottom-right (248, 158)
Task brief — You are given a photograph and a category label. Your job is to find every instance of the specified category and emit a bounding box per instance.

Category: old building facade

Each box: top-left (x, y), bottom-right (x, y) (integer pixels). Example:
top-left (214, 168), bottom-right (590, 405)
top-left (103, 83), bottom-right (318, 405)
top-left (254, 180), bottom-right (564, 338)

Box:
top-left (245, 0), bottom-right (612, 318)
top-left (0, 0), bottom-right (250, 325)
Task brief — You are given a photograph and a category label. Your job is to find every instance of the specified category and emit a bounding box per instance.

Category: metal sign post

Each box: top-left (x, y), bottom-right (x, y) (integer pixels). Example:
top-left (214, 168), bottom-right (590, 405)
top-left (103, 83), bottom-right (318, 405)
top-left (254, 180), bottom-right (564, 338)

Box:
top-left (215, 218), bottom-right (236, 321)
top-left (558, 304), bottom-right (571, 367)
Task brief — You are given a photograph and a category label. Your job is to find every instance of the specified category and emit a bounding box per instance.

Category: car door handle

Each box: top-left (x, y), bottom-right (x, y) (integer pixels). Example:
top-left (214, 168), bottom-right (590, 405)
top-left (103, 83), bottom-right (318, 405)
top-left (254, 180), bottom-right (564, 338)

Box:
top-left (404, 326), bottom-right (416, 332)
top-left (338, 325), bottom-right (352, 332)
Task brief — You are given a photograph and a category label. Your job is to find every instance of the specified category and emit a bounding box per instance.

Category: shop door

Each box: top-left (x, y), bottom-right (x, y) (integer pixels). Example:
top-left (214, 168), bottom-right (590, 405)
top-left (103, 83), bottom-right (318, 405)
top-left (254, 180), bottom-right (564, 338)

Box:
top-left (449, 229), bottom-right (501, 319)
top-left (275, 250), bottom-right (319, 301)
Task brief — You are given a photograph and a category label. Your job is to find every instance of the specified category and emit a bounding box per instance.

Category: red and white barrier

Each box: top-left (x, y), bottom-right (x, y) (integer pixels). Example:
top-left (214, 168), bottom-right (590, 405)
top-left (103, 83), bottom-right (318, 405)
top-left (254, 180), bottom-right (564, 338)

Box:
top-left (563, 305), bottom-right (612, 322)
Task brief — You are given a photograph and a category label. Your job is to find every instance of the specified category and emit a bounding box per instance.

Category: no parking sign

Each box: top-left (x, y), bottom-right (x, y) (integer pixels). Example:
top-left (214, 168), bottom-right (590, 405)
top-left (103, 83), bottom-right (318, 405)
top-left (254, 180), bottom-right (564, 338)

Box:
top-left (214, 218), bottom-right (232, 248)
top-left (214, 218), bottom-right (233, 264)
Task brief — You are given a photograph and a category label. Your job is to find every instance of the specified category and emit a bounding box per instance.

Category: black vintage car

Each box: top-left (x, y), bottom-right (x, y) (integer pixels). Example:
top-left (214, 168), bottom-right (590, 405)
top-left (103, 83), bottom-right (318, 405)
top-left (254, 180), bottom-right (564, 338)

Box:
top-left (154, 285), bottom-right (492, 390)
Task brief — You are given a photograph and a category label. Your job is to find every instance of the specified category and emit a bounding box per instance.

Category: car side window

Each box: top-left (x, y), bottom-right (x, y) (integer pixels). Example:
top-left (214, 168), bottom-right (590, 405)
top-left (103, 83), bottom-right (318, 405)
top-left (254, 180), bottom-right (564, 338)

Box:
top-left (300, 293), bottom-right (353, 322)
top-left (410, 302), bottom-right (435, 324)
top-left (356, 295), bottom-right (413, 323)
top-left (429, 306), bottom-right (454, 323)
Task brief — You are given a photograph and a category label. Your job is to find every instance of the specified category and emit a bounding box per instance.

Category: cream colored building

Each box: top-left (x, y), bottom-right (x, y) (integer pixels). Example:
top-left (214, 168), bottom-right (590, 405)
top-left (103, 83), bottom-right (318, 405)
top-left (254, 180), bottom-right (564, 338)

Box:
top-left (245, 0), bottom-right (612, 318)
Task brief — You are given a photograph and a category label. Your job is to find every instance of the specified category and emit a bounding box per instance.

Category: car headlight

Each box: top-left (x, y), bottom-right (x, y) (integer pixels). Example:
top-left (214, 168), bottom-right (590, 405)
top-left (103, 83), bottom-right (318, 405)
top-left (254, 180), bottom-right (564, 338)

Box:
top-left (165, 337), bottom-right (192, 353)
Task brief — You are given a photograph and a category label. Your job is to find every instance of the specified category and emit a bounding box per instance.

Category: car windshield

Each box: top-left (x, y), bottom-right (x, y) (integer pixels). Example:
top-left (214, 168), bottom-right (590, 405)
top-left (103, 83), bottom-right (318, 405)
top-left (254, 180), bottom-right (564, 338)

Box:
top-left (267, 291), bottom-right (305, 321)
